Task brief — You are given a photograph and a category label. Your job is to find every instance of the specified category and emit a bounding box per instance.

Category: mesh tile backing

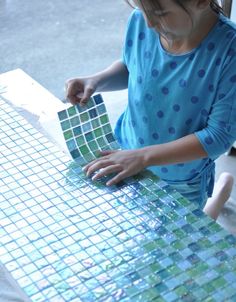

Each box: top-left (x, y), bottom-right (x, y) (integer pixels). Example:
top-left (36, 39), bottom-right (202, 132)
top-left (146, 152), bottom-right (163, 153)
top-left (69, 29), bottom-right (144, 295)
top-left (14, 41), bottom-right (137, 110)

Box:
top-left (0, 95), bottom-right (236, 302)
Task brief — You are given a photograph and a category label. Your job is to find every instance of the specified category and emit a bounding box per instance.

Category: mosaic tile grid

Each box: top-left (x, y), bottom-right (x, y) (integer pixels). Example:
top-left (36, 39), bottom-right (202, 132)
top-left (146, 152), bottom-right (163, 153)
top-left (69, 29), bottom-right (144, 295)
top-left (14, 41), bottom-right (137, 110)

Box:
top-left (0, 95), bottom-right (236, 302)
top-left (58, 94), bottom-right (120, 166)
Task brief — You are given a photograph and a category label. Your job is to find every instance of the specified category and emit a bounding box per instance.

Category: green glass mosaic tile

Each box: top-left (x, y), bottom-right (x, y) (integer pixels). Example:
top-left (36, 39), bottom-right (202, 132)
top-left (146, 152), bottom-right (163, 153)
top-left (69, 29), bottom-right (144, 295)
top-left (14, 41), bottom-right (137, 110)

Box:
top-left (58, 95), bottom-right (120, 165)
top-left (0, 95), bottom-right (236, 302)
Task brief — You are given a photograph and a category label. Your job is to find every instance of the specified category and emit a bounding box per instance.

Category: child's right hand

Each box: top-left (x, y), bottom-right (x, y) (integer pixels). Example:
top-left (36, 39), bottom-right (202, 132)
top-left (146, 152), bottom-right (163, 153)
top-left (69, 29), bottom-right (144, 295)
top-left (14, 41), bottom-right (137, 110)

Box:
top-left (65, 77), bottom-right (97, 106)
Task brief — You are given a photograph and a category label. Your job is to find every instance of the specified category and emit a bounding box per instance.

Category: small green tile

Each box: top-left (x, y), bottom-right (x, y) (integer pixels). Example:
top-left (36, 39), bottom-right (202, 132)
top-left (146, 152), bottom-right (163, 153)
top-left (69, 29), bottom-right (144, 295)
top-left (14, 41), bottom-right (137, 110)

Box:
top-left (88, 141), bottom-right (99, 151)
top-left (102, 123), bottom-right (112, 134)
top-left (149, 262), bottom-right (162, 273)
top-left (174, 285), bottom-right (187, 296)
top-left (211, 277), bottom-right (227, 288)
top-left (185, 213), bottom-right (198, 224)
top-left (167, 265), bottom-right (181, 276)
top-left (202, 283), bottom-right (215, 294)
top-left (58, 109), bottom-right (68, 120)
top-left (76, 136), bottom-right (85, 146)
top-left (154, 282), bottom-right (169, 295)
top-left (61, 120), bottom-right (71, 131)
top-left (86, 98), bottom-right (94, 108)
top-left (94, 127), bottom-right (103, 138)
top-left (64, 130), bottom-right (73, 140)
top-left (71, 149), bottom-right (81, 159)
top-left (97, 104), bottom-right (106, 115)
top-left (68, 106), bottom-right (77, 117)
top-left (83, 153), bottom-right (96, 162)
top-left (73, 126), bottom-right (82, 136)
top-left (92, 118), bottom-right (101, 128)
top-left (79, 145), bottom-right (90, 155)
top-left (215, 239), bottom-right (231, 250)
top-left (97, 137), bottom-right (107, 147)
top-left (82, 122), bottom-right (92, 132)
top-left (100, 114), bottom-right (109, 125)
top-left (70, 116), bottom-right (80, 127)
top-left (80, 112), bottom-right (89, 123)
top-left (171, 240), bottom-right (185, 250)
top-left (85, 132), bottom-right (95, 142)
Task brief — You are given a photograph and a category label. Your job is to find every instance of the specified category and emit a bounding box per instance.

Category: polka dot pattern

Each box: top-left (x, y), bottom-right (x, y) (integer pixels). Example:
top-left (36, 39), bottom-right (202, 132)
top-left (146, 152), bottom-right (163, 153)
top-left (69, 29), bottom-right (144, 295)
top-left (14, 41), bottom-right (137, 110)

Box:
top-left (219, 93), bottom-right (225, 100)
top-left (119, 10), bottom-right (236, 182)
top-left (152, 133), bottom-right (159, 140)
top-left (157, 111), bottom-right (164, 118)
top-left (173, 104), bottom-right (180, 112)
top-left (168, 127), bottom-right (176, 134)
top-left (131, 120), bottom-right (136, 127)
top-left (230, 75), bottom-right (236, 83)
top-left (189, 53), bottom-right (195, 61)
top-left (185, 118), bottom-right (192, 126)
top-left (198, 69), bottom-right (206, 78)
top-left (139, 32), bottom-right (145, 40)
top-left (218, 121), bottom-right (226, 128)
top-left (191, 96), bottom-right (199, 104)
top-left (144, 51), bottom-right (152, 59)
top-left (170, 61), bottom-right (177, 69)
top-left (127, 39), bottom-right (133, 47)
top-left (207, 42), bottom-right (215, 51)
top-left (161, 167), bottom-right (168, 173)
top-left (142, 116), bottom-right (148, 123)
top-left (139, 137), bottom-right (145, 145)
top-left (179, 79), bottom-right (187, 88)
top-left (201, 109), bottom-right (208, 117)
top-left (227, 48), bottom-right (235, 57)
top-left (145, 93), bottom-right (153, 102)
top-left (208, 84), bottom-right (214, 92)
top-left (151, 69), bottom-right (159, 77)
top-left (205, 136), bottom-right (213, 145)
top-left (162, 87), bottom-right (169, 95)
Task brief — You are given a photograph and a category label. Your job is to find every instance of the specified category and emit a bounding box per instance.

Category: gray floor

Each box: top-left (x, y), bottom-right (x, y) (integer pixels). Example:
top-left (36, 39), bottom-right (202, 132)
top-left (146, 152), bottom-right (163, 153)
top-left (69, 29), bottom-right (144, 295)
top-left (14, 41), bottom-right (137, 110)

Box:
top-left (1, 1), bottom-right (236, 205)
top-left (1, 0), bottom-right (131, 99)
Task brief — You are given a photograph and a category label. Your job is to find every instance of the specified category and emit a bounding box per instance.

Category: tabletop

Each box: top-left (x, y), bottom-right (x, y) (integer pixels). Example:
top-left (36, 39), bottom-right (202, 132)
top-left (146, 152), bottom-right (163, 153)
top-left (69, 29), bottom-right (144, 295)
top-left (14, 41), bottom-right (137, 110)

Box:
top-left (0, 69), bottom-right (236, 302)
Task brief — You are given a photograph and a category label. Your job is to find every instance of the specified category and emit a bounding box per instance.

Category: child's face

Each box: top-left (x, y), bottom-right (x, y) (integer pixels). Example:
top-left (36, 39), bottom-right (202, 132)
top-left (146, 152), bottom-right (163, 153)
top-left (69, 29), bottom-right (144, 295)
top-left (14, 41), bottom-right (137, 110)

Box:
top-left (133, 0), bottom-right (195, 41)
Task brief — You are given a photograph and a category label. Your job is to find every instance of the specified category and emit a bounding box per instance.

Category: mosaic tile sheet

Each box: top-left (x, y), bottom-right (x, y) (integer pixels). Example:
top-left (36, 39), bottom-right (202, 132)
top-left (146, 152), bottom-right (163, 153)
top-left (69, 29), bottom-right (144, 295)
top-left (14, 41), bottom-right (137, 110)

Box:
top-left (0, 95), bottom-right (236, 302)
top-left (58, 94), bottom-right (120, 166)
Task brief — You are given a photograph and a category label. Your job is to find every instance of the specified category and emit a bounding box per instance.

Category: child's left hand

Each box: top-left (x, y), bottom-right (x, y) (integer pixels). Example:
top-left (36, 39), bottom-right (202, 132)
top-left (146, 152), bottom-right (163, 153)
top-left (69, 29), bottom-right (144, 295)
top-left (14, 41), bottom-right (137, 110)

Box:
top-left (83, 149), bottom-right (146, 186)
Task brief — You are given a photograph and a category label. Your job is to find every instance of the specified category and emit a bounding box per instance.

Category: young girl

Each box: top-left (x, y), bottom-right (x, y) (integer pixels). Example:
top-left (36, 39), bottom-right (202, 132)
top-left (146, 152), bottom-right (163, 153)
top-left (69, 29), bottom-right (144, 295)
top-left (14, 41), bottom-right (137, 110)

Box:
top-left (66, 0), bottom-right (236, 215)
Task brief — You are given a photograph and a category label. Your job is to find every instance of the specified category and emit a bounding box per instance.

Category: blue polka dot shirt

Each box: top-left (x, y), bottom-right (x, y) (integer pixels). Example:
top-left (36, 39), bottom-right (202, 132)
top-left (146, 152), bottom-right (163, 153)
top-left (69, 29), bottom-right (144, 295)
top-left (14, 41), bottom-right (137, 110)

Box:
top-left (115, 10), bottom-right (236, 183)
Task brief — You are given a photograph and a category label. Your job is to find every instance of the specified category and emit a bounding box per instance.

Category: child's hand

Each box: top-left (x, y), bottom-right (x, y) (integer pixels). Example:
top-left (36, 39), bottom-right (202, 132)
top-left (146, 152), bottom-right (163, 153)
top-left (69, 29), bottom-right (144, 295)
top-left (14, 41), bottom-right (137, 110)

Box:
top-left (65, 78), bottom-right (96, 106)
top-left (83, 149), bottom-right (146, 186)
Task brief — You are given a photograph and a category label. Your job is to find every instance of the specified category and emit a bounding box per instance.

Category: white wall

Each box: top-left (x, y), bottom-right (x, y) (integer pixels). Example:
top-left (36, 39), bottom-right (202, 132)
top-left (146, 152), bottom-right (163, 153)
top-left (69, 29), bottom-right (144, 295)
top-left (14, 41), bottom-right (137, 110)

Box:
top-left (231, 0), bottom-right (236, 22)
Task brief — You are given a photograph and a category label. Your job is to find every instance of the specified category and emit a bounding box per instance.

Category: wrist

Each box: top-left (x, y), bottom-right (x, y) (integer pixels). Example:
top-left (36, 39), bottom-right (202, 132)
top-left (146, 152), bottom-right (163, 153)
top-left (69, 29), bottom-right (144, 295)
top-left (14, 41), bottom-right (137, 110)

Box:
top-left (142, 145), bottom-right (164, 168)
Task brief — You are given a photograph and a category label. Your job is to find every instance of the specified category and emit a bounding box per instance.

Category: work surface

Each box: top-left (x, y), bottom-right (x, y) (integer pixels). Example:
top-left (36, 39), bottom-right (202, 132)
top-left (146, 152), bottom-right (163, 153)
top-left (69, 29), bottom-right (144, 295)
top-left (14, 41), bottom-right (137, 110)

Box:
top-left (0, 70), bottom-right (236, 301)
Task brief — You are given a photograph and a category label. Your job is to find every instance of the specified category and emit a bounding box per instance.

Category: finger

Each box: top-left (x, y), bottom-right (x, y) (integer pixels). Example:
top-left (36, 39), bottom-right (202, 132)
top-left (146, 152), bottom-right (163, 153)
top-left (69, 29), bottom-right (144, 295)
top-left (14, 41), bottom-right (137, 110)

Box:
top-left (86, 159), bottom-right (113, 177)
top-left (83, 156), bottom-right (106, 173)
top-left (99, 150), bottom-right (117, 156)
top-left (69, 95), bottom-right (82, 105)
top-left (92, 164), bottom-right (122, 181)
top-left (106, 171), bottom-right (128, 186)
top-left (83, 150), bottom-right (112, 172)
top-left (80, 86), bottom-right (94, 106)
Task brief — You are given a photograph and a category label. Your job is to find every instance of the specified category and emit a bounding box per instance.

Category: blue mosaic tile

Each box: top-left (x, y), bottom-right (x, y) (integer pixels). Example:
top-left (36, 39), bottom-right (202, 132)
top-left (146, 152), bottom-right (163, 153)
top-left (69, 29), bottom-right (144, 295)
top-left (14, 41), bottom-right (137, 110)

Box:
top-left (0, 95), bottom-right (235, 301)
